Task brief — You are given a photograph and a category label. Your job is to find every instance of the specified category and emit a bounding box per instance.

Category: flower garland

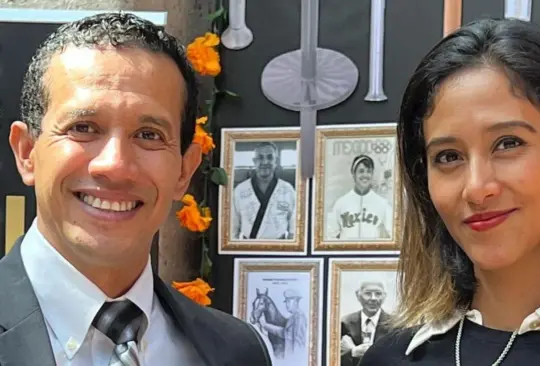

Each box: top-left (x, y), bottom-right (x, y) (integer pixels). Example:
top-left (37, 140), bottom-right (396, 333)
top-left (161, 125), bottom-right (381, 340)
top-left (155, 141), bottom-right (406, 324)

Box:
top-left (172, 5), bottom-right (233, 306)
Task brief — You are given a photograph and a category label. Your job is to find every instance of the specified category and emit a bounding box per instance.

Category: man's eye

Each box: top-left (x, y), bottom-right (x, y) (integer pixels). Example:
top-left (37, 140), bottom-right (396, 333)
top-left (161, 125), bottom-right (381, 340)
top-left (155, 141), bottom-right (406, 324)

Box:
top-left (70, 123), bottom-right (96, 134)
top-left (137, 130), bottom-right (162, 141)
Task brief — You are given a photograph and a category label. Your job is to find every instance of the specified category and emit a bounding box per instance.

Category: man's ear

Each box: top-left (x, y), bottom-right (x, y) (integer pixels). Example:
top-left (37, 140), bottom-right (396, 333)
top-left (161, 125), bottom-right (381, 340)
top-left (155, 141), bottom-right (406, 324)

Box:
top-left (9, 121), bottom-right (36, 186)
top-left (173, 143), bottom-right (202, 200)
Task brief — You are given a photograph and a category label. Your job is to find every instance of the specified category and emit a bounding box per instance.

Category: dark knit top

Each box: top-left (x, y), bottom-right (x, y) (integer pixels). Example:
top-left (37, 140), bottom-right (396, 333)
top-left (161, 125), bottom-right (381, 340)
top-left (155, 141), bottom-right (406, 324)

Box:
top-left (360, 319), bottom-right (540, 365)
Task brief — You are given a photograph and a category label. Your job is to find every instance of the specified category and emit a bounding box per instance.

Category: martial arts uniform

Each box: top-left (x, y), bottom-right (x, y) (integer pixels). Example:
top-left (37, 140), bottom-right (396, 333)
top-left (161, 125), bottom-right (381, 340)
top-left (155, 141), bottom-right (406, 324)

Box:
top-left (232, 176), bottom-right (296, 239)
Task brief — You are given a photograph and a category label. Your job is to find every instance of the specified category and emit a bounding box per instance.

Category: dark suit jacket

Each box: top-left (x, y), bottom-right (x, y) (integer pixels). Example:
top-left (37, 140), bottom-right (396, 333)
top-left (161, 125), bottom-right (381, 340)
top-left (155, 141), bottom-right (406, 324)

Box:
top-left (340, 310), bottom-right (391, 366)
top-left (0, 236), bottom-right (272, 366)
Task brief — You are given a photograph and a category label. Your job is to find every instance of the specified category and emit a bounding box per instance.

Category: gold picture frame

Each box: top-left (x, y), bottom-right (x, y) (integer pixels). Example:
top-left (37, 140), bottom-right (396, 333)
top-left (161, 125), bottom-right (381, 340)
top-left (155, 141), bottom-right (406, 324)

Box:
top-left (233, 258), bottom-right (324, 366)
top-left (327, 258), bottom-right (399, 366)
top-left (312, 123), bottom-right (402, 254)
top-left (218, 127), bottom-right (307, 255)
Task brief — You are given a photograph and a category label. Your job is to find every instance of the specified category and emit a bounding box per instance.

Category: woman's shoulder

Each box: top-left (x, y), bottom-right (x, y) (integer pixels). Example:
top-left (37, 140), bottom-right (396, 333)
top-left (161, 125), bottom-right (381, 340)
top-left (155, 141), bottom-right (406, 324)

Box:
top-left (359, 326), bottom-right (420, 366)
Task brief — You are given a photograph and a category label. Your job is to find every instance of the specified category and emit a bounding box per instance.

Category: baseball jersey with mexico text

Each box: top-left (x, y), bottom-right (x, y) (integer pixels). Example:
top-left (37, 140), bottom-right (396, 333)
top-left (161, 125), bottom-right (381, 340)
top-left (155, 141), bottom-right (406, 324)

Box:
top-left (232, 178), bottom-right (296, 239)
top-left (328, 189), bottom-right (393, 240)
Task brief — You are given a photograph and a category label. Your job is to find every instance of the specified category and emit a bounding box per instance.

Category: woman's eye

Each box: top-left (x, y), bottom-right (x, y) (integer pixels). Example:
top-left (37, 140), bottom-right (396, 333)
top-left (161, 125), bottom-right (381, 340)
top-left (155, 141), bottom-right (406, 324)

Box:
top-left (494, 137), bottom-right (524, 151)
top-left (69, 123), bottom-right (96, 134)
top-left (137, 130), bottom-right (162, 141)
top-left (435, 151), bottom-right (461, 164)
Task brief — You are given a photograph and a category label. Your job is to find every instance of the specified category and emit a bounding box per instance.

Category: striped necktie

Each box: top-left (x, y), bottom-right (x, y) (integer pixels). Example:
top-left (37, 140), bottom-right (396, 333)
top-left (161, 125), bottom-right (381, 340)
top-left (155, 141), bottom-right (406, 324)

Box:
top-left (93, 300), bottom-right (144, 366)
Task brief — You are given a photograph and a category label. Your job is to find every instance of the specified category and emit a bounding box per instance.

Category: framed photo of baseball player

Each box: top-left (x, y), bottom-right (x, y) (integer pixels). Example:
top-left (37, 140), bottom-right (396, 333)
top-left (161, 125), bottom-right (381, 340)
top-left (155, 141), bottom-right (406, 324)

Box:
top-left (312, 123), bottom-right (402, 254)
top-left (233, 257), bottom-right (324, 366)
top-left (218, 127), bottom-right (308, 255)
top-left (326, 258), bottom-right (399, 366)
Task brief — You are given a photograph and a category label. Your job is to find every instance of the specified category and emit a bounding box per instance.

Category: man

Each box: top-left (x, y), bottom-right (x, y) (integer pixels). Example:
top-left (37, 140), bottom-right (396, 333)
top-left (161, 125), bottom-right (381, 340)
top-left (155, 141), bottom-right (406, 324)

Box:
top-left (2, 13), bottom-right (271, 366)
top-left (328, 154), bottom-right (393, 240)
top-left (231, 142), bottom-right (296, 240)
top-left (258, 289), bottom-right (307, 360)
top-left (340, 281), bottom-right (391, 366)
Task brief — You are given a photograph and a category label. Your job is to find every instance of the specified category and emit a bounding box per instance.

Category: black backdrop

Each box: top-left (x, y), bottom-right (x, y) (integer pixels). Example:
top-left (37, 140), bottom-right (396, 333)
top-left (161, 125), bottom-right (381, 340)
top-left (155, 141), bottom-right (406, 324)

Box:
top-left (0, 22), bottom-right (57, 257)
top-left (210, 0), bottom-right (539, 363)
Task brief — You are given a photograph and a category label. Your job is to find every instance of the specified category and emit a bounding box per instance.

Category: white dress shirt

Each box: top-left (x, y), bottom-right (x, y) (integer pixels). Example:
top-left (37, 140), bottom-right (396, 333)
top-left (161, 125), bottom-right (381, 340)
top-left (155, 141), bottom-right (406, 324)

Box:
top-left (361, 309), bottom-right (382, 344)
top-left (20, 219), bottom-right (204, 366)
top-left (406, 307), bottom-right (540, 356)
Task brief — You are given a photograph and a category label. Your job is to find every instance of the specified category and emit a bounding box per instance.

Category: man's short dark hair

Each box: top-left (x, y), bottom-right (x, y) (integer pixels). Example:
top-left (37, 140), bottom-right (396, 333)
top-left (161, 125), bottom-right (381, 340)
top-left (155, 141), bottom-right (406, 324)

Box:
top-left (20, 12), bottom-right (198, 154)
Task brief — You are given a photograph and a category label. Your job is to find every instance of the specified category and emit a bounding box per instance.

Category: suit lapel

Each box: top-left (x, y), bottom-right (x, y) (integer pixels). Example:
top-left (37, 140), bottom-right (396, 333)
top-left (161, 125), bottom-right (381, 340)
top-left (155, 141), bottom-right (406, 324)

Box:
top-left (154, 276), bottom-right (225, 366)
top-left (0, 237), bottom-right (55, 366)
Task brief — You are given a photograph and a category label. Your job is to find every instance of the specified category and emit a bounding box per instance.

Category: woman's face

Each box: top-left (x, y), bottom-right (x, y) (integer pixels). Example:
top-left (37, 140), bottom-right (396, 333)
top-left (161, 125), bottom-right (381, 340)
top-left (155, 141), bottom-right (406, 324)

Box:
top-left (424, 67), bottom-right (540, 271)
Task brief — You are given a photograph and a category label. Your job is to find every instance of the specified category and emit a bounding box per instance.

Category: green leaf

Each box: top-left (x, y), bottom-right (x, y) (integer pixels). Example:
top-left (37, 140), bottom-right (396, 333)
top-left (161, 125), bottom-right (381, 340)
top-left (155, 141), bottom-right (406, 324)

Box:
top-left (210, 167), bottom-right (228, 186)
top-left (216, 89), bottom-right (240, 98)
top-left (207, 6), bottom-right (225, 22)
top-left (201, 248), bottom-right (213, 280)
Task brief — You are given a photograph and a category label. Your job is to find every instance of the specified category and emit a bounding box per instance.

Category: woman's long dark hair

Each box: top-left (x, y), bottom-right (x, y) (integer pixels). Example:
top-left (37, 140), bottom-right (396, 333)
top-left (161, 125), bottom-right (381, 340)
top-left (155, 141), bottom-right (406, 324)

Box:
top-left (394, 17), bottom-right (540, 327)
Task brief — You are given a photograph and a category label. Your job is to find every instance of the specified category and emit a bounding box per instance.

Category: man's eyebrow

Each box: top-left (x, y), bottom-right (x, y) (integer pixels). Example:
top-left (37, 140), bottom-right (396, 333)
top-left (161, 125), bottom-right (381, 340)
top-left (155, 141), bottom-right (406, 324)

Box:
top-left (62, 108), bottom-right (98, 120)
top-left (139, 115), bottom-right (173, 135)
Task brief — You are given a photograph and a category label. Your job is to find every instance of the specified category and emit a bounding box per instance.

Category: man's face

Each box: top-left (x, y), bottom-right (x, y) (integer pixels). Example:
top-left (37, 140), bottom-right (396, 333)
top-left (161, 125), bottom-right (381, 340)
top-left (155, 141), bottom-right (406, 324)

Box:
top-left (353, 162), bottom-right (374, 192)
top-left (285, 298), bottom-right (299, 313)
top-left (253, 145), bottom-right (277, 180)
top-left (357, 282), bottom-right (386, 316)
top-left (9, 46), bottom-right (200, 266)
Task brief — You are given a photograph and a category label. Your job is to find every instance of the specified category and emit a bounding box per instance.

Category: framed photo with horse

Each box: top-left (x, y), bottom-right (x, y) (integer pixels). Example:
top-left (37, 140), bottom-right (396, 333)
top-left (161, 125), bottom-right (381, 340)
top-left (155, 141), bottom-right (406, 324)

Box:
top-left (218, 127), bottom-right (308, 255)
top-left (312, 123), bottom-right (402, 255)
top-left (326, 257), bottom-right (399, 366)
top-left (233, 257), bottom-right (324, 366)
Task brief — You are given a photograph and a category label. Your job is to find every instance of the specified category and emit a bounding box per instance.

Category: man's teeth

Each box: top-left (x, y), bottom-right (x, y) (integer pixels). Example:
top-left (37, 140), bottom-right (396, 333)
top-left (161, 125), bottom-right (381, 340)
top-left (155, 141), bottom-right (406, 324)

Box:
top-left (79, 193), bottom-right (139, 212)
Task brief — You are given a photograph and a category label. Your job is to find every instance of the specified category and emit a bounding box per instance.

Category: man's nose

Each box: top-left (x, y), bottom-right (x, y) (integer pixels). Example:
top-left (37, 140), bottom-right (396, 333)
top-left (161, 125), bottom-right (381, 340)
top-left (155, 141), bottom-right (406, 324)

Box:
top-left (88, 136), bottom-right (139, 184)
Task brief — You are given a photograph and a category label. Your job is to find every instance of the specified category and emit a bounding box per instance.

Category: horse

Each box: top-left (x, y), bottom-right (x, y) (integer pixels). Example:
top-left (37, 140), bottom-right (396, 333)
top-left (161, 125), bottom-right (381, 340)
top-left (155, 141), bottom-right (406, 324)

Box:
top-left (249, 288), bottom-right (288, 359)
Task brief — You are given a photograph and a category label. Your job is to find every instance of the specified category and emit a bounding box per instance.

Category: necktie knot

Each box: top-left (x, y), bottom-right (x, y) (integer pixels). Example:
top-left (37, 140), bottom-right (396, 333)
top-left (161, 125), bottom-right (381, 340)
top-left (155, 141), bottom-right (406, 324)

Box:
top-left (93, 300), bottom-right (144, 345)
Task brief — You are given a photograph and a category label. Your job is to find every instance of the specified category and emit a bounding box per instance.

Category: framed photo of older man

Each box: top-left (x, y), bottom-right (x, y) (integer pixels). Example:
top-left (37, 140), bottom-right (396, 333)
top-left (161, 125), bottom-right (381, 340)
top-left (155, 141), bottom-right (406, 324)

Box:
top-left (218, 127), bottom-right (308, 255)
top-left (233, 257), bottom-right (324, 366)
top-left (326, 258), bottom-right (399, 366)
top-left (312, 123), bottom-right (402, 254)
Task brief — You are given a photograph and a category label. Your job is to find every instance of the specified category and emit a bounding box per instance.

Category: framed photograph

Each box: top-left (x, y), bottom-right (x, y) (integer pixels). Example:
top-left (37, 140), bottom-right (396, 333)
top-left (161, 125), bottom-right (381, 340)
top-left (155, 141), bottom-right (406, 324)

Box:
top-left (233, 258), bottom-right (324, 366)
top-left (327, 258), bottom-right (399, 366)
top-left (312, 123), bottom-right (401, 254)
top-left (218, 127), bottom-right (307, 255)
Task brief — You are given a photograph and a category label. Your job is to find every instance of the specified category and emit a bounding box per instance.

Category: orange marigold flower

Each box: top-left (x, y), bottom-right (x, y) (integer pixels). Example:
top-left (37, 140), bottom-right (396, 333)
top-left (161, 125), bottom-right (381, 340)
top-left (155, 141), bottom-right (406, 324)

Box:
top-left (193, 124), bottom-right (215, 155)
top-left (172, 278), bottom-right (214, 306)
top-left (176, 195), bottom-right (212, 232)
top-left (186, 33), bottom-right (221, 77)
top-left (181, 193), bottom-right (197, 206)
top-left (196, 116), bottom-right (208, 125)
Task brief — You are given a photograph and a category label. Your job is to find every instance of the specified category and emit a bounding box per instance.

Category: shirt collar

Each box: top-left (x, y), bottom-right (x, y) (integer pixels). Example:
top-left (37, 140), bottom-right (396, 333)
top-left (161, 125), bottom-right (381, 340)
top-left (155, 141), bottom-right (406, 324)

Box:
top-left (20, 219), bottom-right (154, 360)
top-left (405, 307), bottom-right (540, 356)
top-left (361, 309), bottom-right (382, 326)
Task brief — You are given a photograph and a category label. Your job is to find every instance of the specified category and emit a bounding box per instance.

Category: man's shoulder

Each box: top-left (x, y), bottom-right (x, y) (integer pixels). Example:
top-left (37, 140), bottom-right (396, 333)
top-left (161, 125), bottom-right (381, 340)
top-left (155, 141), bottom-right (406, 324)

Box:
top-left (360, 326), bottom-right (418, 366)
top-left (277, 178), bottom-right (295, 192)
top-left (341, 310), bottom-right (362, 325)
top-left (333, 190), bottom-right (355, 207)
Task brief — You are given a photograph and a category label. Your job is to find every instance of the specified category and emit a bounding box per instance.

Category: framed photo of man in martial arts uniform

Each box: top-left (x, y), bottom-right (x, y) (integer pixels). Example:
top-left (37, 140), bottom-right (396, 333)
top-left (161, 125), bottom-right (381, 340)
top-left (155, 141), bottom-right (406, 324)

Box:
top-left (218, 127), bottom-right (308, 255)
top-left (326, 258), bottom-right (399, 366)
top-left (233, 257), bottom-right (324, 366)
top-left (312, 123), bottom-right (402, 254)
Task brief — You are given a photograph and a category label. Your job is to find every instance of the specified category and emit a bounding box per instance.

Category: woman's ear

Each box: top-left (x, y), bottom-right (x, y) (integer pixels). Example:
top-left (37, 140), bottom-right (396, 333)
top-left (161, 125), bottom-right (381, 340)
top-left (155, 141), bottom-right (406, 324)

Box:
top-left (9, 121), bottom-right (36, 186)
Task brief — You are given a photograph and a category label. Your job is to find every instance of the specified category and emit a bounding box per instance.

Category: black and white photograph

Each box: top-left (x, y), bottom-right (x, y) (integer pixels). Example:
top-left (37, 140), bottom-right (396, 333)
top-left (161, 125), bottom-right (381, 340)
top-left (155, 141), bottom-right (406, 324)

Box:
top-left (219, 128), bottom-right (308, 255)
top-left (233, 258), bottom-right (324, 366)
top-left (327, 258), bottom-right (399, 366)
top-left (312, 124), bottom-right (401, 254)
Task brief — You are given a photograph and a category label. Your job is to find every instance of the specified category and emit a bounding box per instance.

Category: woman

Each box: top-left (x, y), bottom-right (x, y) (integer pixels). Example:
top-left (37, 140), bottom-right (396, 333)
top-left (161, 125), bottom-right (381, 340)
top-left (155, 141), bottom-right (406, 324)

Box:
top-left (361, 18), bottom-right (540, 365)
